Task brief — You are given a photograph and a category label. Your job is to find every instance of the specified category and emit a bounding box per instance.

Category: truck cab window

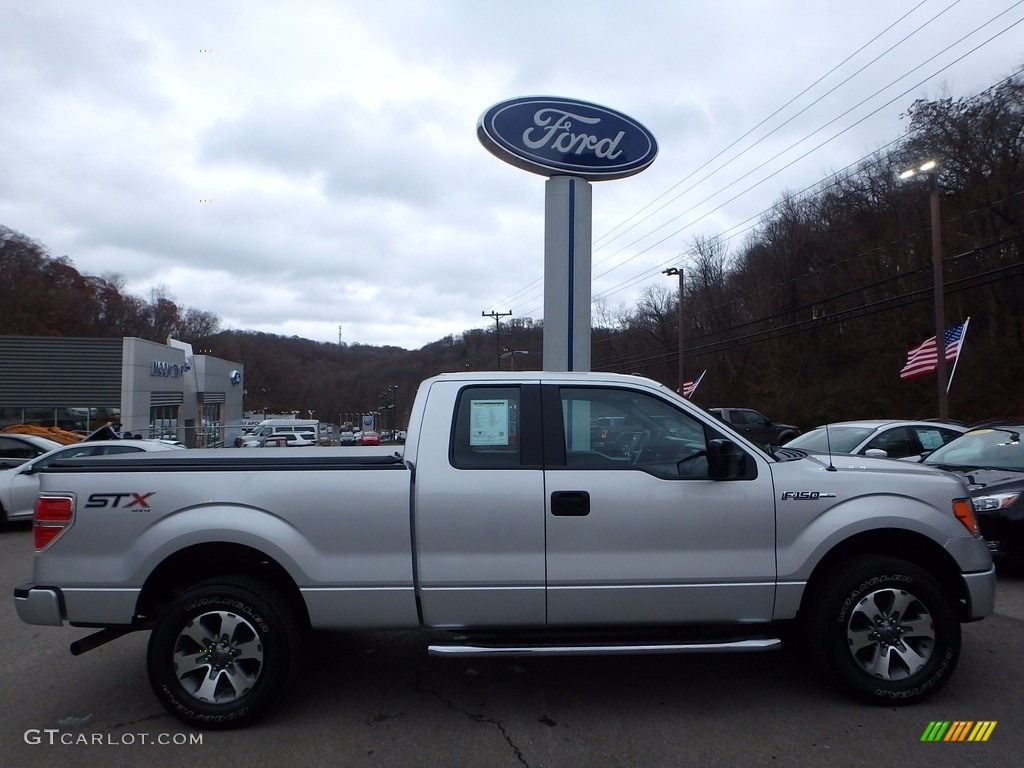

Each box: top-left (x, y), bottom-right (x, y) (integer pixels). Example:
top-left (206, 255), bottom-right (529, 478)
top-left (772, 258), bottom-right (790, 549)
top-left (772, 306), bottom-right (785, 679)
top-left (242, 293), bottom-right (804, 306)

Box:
top-left (450, 387), bottom-right (522, 469)
top-left (559, 387), bottom-right (711, 478)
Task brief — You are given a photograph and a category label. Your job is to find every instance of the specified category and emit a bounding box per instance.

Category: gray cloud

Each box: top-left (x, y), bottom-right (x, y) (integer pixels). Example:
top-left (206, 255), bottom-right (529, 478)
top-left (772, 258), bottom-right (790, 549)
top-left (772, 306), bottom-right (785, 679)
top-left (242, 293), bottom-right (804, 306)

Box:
top-left (1, 0), bottom-right (1020, 349)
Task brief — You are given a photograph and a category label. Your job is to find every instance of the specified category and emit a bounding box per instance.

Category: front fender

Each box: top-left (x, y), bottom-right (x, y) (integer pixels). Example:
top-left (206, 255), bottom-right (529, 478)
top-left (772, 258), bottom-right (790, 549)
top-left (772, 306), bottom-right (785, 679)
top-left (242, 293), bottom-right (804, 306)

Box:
top-left (776, 492), bottom-right (983, 582)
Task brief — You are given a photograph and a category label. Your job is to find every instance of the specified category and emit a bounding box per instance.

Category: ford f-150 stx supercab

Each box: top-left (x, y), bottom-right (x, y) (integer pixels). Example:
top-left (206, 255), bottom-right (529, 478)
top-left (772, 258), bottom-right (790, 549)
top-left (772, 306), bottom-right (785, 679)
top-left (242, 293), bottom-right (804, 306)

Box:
top-left (14, 372), bottom-right (995, 729)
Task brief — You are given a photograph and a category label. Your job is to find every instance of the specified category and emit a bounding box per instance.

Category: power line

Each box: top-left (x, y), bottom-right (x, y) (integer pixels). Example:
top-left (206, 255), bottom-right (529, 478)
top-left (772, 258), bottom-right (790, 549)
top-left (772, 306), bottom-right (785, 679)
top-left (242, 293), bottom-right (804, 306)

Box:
top-left (592, 201), bottom-right (1024, 362)
top-left (590, 0), bottom-right (959, 255)
top-left (593, 232), bottom-right (1024, 372)
top-left (493, 9), bottom-right (1024, 321)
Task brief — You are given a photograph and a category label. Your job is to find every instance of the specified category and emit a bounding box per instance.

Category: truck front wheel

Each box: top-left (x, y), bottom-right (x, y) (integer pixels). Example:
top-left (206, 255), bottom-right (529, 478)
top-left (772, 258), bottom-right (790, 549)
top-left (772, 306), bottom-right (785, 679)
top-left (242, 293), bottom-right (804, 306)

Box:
top-left (806, 556), bottom-right (960, 704)
top-left (147, 577), bottom-right (300, 729)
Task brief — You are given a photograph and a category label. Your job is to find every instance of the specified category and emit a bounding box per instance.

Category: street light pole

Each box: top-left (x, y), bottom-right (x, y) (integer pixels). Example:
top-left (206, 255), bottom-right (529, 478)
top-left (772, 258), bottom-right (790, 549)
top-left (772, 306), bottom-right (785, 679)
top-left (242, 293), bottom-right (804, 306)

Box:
top-left (388, 384), bottom-right (399, 432)
top-left (900, 159), bottom-right (947, 419)
top-left (500, 349), bottom-right (529, 371)
top-left (928, 173), bottom-right (948, 420)
top-left (663, 267), bottom-right (684, 393)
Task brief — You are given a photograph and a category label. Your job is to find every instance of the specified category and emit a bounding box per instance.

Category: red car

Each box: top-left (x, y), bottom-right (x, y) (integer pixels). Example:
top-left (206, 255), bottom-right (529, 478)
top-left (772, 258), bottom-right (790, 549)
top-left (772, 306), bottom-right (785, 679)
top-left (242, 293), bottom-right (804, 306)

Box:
top-left (359, 430), bottom-right (380, 446)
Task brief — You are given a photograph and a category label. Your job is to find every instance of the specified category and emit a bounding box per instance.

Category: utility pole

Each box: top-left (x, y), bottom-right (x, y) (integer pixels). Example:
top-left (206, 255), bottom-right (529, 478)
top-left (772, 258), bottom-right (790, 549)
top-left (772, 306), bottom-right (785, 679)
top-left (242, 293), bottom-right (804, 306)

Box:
top-left (662, 267), bottom-right (684, 393)
top-left (481, 310), bottom-right (512, 370)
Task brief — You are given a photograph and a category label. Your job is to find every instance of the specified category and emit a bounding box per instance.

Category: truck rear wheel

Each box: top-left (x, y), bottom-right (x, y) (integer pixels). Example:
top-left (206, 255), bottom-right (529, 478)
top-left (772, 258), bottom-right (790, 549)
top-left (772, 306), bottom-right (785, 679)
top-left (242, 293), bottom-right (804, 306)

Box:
top-left (805, 556), bottom-right (960, 704)
top-left (147, 577), bottom-right (300, 729)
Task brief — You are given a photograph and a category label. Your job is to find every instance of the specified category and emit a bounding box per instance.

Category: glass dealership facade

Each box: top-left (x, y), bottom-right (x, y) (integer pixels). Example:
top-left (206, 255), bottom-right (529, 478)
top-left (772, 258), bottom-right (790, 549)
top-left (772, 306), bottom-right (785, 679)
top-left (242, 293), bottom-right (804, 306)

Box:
top-left (0, 336), bottom-right (244, 447)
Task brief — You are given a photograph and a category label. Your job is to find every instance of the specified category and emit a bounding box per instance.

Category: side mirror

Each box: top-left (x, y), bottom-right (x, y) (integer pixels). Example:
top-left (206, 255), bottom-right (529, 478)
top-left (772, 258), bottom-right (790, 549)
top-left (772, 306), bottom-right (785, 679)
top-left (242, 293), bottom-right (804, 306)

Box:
top-left (863, 448), bottom-right (888, 458)
top-left (708, 439), bottom-right (746, 480)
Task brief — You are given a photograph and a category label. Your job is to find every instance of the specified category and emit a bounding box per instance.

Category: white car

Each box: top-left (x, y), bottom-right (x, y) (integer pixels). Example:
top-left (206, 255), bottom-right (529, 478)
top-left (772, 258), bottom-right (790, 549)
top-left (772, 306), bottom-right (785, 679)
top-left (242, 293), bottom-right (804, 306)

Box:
top-left (0, 434), bottom-right (63, 468)
top-left (0, 439), bottom-right (185, 527)
top-left (783, 420), bottom-right (967, 461)
top-left (257, 431), bottom-right (317, 447)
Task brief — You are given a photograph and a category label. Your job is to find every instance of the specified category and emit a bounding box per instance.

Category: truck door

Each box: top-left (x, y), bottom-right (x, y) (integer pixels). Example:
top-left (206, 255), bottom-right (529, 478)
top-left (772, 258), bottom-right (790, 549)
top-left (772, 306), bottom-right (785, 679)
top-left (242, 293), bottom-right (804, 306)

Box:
top-left (412, 383), bottom-right (547, 628)
top-left (543, 385), bottom-right (777, 626)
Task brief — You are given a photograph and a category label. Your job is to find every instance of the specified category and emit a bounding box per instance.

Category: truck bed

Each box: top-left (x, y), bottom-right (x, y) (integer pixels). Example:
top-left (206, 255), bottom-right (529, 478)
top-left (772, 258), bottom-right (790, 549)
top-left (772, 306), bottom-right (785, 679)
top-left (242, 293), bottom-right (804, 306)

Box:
top-left (48, 448), bottom-right (406, 473)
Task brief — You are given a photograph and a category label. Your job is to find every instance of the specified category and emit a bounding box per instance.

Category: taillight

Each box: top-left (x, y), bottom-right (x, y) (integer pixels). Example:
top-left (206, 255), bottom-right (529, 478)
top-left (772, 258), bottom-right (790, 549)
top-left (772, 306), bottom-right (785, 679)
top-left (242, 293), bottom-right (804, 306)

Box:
top-left (952, 498), bottom-right (979, 537)
top-left (34, 494), bottom-right (74, 550)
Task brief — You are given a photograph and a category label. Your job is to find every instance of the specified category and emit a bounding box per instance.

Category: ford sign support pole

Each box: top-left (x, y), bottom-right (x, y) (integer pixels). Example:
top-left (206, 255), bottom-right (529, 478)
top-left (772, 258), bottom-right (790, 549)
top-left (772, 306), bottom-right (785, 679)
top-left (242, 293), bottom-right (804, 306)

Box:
top-left (477, 97), bottom-right (657, 374)
top-left (544, 176), bottom-right (593, 371)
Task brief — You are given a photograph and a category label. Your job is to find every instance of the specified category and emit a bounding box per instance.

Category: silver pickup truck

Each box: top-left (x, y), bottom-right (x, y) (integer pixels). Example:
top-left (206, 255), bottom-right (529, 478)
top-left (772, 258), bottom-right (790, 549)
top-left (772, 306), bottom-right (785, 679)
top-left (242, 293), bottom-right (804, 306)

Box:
top-left (14, 372), bottom-right (995, 729)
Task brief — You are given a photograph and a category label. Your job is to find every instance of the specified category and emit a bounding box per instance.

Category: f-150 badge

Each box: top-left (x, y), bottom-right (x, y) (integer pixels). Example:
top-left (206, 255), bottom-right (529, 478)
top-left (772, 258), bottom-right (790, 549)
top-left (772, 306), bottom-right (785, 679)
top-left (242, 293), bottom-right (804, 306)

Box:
top-left (781, 491), bottom-right (837, 500)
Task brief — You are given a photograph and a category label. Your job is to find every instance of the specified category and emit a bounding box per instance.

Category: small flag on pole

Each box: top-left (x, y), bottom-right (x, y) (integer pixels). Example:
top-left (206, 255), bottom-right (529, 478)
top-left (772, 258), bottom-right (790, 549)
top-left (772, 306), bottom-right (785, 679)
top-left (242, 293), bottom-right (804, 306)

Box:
top-left (680, 369), bottom-right (706, 398)
top-left (900, 321), bottom-right (968, 381)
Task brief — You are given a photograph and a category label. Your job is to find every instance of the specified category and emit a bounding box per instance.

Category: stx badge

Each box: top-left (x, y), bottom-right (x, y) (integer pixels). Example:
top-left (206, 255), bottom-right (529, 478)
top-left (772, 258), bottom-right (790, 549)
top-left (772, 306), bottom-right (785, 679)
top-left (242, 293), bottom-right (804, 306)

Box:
top-left (85, 493), bottom-right (155, 509)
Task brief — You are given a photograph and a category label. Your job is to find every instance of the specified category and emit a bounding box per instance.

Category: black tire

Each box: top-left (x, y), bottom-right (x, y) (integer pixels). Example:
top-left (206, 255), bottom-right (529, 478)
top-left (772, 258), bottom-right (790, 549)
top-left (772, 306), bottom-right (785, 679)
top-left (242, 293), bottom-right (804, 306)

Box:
top-left (805, 556), bottom-right (960, 705)
top-left (147, 577), bottom-right (300, 729)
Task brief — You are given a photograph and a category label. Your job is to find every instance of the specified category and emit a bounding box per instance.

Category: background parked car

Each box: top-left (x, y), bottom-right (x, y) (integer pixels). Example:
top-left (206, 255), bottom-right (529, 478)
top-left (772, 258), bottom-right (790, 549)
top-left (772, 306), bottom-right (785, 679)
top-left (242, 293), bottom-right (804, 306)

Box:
top-left (338, 430), bottom-right (357, 445)
top-left (0, 439), bottom-right (185, 527)
top-left (706, 408), bottom-right (800, 449)
top-left (922, 423), bottom-right (1024, 560)
top-left (783, 419), bottom-right (967, 460)
top-left (0, 434), bottom-right (64, 469)
top-left (360, 430), bottom-right (380, 446)
top-left (258, 431), bottom-right (317, 447)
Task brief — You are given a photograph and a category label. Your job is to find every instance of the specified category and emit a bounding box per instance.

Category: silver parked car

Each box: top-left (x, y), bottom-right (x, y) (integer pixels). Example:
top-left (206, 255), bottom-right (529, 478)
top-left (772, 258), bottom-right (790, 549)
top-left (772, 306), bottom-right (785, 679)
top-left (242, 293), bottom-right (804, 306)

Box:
top-left (0, 439), bottom-right (185, 526)
top-left (783, 419), bottom-right (967, 460)
top-left (0, 433), bottom-right (64, 469)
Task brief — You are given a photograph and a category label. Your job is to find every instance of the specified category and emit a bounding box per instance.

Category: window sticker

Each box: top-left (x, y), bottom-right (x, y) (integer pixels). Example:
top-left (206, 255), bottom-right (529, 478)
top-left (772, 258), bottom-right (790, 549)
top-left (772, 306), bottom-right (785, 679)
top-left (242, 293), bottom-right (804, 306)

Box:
top-left (470, 399), bottom-right (510, 446)
top-left (918, 430), bottom-right (947, 450)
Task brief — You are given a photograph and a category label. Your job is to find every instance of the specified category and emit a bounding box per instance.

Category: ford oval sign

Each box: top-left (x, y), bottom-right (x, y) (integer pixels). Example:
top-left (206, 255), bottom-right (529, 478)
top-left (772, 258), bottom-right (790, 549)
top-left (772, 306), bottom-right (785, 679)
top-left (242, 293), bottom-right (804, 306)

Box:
top-left (477, 96), bottom-right (657, 181)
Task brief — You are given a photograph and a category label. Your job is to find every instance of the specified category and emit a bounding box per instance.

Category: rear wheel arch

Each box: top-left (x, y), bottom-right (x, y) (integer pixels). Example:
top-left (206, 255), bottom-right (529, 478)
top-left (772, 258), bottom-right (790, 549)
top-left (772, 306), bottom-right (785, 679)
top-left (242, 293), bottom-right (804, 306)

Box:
top-left (136, 543), bottom-right (309, 629)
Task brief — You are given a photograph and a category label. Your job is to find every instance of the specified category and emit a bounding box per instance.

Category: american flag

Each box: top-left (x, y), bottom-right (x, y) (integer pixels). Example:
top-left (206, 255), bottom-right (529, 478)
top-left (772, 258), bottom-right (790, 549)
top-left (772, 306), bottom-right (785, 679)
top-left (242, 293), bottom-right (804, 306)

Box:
top-left (680, 369), bottom-right (706, 398)
top-left (899, 321), bottom-right (968, 381)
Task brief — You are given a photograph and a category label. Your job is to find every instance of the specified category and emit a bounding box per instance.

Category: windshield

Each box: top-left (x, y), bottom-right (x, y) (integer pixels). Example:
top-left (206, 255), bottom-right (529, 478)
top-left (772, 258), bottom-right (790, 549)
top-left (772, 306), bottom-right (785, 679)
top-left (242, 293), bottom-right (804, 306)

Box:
top-left (783, 425), bottom-right (876, 453)
top-left (924, 427), bottom-right (1024, 471)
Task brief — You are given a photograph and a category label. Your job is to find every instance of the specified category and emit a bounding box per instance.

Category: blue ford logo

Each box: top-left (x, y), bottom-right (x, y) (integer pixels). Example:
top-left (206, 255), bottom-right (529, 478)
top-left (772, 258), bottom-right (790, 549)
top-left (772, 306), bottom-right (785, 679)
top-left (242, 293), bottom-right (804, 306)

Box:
top-left (478, 96), bottom-right (657, 180)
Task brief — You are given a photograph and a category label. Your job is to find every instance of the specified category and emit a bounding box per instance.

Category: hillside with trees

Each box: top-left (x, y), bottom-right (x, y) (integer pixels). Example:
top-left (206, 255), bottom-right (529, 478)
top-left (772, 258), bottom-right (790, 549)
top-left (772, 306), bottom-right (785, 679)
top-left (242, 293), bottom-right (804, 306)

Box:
top-left (2, 74), bottom-right (1021, 430)
top-left (593, 75), bottom-right (1023, 427)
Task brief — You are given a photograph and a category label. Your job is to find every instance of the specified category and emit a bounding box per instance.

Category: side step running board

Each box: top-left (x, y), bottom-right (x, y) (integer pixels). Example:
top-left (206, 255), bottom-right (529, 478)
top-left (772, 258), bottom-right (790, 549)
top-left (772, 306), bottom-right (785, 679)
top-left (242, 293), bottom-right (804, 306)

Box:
top-left (428, 638), bottom-right (781, 657)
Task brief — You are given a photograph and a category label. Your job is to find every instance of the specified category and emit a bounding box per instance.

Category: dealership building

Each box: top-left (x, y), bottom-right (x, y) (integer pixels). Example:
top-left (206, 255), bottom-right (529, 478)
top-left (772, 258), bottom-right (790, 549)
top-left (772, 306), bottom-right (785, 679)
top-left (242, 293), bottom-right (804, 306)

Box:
top-left (0, 336), bottom-right (245, 447)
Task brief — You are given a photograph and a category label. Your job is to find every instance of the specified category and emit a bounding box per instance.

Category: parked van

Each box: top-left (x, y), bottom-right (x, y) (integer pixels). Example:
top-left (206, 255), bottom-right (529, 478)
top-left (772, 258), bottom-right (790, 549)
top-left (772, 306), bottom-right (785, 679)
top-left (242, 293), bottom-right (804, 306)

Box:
top-left (238, 419), bottom-right (319, 447)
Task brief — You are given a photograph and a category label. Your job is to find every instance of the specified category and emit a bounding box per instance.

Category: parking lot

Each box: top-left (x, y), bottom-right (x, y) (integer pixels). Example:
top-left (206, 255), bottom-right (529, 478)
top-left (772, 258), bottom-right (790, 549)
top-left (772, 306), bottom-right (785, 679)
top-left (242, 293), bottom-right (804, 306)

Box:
top-left (1, 523), bottom-right (1022, 767)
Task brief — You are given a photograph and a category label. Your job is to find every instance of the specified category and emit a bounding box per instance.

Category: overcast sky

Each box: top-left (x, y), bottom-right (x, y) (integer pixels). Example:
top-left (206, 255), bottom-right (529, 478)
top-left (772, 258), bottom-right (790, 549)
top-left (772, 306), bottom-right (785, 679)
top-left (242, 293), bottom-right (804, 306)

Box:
top-left (2, 1), bottom-right (1021, 349)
